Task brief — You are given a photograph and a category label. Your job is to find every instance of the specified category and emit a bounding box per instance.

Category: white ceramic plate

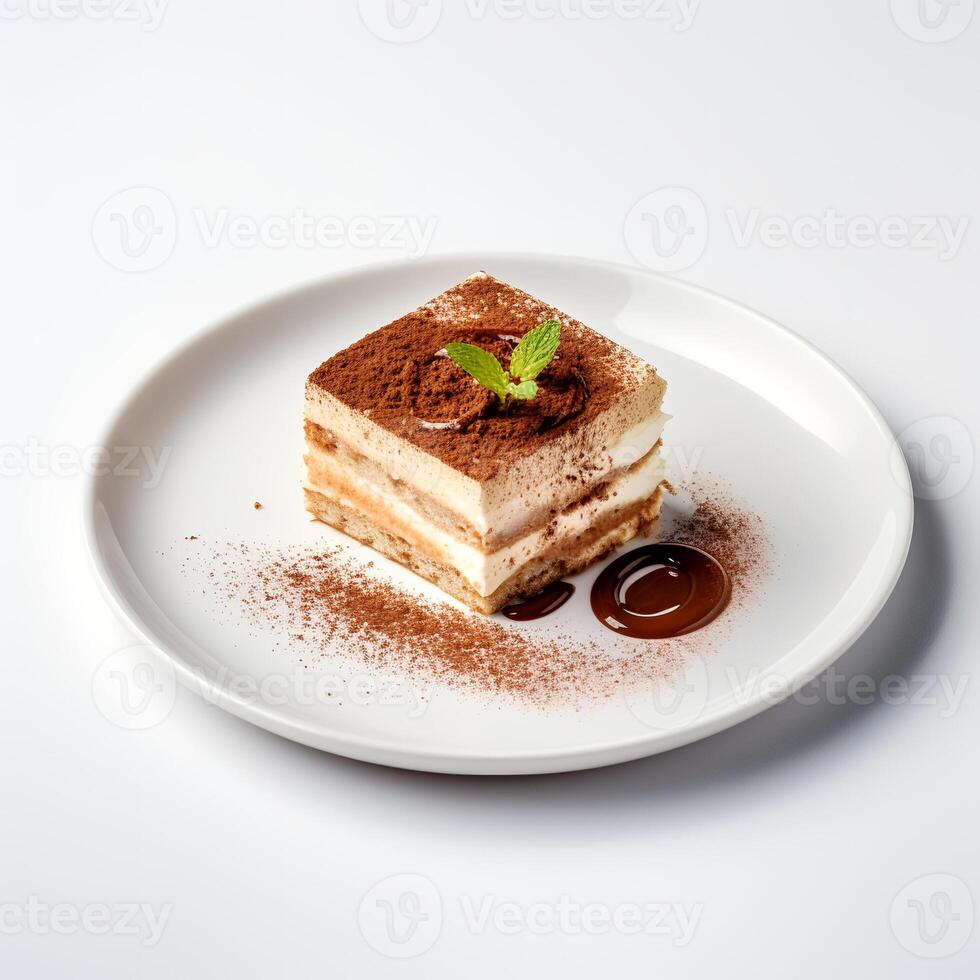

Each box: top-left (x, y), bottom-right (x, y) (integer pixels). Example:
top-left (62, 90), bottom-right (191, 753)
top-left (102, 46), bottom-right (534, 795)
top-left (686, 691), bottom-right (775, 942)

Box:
top-left (85, 254), bottom-right (913, 775)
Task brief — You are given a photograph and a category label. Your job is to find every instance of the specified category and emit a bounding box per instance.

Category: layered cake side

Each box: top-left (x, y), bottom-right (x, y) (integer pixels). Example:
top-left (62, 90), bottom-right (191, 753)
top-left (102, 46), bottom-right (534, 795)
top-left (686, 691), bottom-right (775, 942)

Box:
top-left (303, 271), bottom-right (669, 614)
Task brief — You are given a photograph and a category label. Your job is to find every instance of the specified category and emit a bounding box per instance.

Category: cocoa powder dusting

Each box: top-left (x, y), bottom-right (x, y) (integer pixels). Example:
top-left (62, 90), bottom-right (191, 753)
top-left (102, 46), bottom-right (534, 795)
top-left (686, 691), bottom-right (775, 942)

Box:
top-left (178, 483), bottom-right (770, 709)
top-left (307, 273), bottom-right (645, 480)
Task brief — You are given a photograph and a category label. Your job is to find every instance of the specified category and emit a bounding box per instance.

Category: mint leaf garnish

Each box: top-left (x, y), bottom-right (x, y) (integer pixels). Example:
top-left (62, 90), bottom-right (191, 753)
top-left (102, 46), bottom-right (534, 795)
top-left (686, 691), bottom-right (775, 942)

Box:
top-left (510, 319), bottom-right (561, 382)
top-left (444, 342), bottom-right (509, 400)
top-left (507, 379), bottom-right (538, 400)
top-left (443, 320), bottom-right (561, 405)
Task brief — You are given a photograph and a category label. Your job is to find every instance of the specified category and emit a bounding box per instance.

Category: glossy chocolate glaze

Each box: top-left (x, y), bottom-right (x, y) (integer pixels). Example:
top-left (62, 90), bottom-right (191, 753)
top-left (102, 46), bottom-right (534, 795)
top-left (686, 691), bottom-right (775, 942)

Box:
top-left (591, 544), bottom-right (730, 638)
top-left (502, 581), bottom-right (576, 621)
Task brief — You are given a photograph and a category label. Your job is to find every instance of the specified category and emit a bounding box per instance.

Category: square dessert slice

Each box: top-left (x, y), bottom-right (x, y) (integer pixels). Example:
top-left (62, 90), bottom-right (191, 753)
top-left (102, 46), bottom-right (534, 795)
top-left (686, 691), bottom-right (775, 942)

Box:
top-left (304, 272), bottom-right (668, 614)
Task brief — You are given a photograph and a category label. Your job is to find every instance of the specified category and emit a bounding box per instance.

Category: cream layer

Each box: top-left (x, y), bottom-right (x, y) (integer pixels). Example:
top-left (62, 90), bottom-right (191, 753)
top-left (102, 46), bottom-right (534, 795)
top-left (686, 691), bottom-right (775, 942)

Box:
top-left (305, 384), bottom-right (668, 541)
top-left (306, 448), bottom-right (666, 596)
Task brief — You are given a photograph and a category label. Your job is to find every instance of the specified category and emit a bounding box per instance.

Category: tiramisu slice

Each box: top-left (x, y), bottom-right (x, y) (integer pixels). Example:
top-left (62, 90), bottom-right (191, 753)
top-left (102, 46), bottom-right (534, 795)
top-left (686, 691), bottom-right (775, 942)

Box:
top-left (304, 272), bottom-right (668, 614)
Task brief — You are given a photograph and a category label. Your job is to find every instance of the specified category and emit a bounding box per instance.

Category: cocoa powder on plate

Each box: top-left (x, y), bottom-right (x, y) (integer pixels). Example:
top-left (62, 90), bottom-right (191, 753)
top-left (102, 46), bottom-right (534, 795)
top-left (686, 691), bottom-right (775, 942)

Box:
top-left (178, 485), bottom-right (769, 707)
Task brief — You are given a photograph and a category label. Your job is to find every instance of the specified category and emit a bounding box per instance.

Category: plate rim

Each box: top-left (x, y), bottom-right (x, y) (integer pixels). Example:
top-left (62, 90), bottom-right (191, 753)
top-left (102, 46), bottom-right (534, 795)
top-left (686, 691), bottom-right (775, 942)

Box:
top-left (83, 251), bottom-right (915, 774)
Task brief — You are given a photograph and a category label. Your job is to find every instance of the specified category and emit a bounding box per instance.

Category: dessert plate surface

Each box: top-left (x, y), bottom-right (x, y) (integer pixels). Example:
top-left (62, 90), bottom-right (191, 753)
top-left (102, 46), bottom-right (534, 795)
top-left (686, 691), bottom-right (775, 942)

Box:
top-left (85, 254), bottom-right (913, 775)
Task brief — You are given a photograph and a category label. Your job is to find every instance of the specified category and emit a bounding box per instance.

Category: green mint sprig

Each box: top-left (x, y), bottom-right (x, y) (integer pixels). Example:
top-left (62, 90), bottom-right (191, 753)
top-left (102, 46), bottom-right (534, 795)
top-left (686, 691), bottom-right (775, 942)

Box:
top-left (444, 319), bottom-right (561, 404)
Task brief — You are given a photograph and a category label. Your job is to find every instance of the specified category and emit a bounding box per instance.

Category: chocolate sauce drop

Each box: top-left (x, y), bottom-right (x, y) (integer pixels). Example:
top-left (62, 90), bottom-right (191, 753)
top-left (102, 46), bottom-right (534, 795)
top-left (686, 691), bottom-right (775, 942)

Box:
top-left (591, 544), bottom-right (730, 639)
top-left (502, 581), bottom-right (575, 621)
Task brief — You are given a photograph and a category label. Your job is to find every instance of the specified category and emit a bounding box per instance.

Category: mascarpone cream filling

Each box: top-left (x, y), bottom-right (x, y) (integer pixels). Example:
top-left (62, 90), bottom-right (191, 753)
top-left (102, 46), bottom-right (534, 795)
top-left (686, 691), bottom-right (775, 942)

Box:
top-left (487, 409), bottom-right (670, 540)
top-left (307, 450), bottom-right (666, 596)
top-left (609, 410), bottom-right (671, 469)
top-left (307, 391), bottom-right (669, 540)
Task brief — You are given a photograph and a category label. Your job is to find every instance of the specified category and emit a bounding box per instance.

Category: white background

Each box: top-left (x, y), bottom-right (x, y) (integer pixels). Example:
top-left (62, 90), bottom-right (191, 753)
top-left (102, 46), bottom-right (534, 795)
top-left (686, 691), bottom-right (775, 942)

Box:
top-left (2, 0), bottom-right (978, 976)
